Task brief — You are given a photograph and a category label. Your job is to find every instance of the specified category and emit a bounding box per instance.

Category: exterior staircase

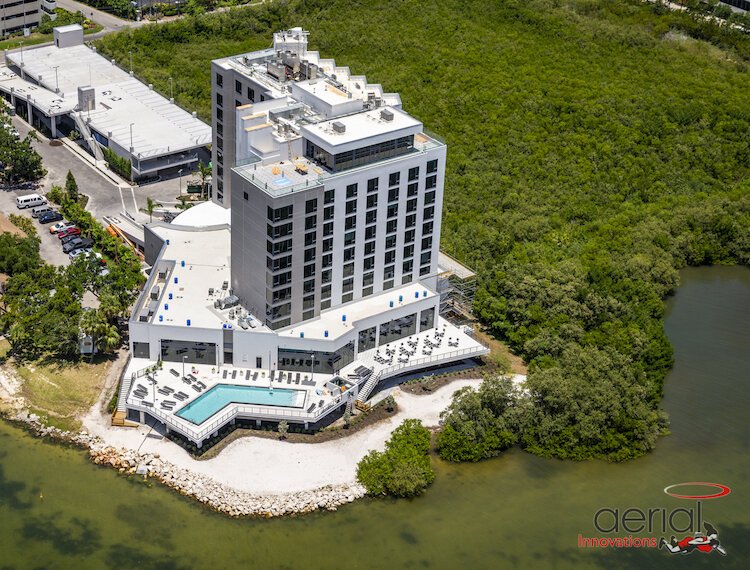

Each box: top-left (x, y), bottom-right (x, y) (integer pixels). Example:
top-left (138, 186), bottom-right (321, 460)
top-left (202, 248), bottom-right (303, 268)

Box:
top-left (355, 370), bottom-right (382, 410)
top-left (111, 371), bottom-right (139, 427)
top-left (73, 111), bottom-right (105, 163)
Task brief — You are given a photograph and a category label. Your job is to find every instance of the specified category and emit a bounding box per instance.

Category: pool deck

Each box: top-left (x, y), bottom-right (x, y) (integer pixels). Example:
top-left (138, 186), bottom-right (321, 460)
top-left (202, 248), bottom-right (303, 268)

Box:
top-left (122, 318), bottom-right (488, 445)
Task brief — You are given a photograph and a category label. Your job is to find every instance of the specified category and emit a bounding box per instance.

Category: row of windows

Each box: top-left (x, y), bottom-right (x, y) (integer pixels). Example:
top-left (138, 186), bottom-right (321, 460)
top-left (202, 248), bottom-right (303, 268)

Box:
top-left (319, 167), bottom-right (438, 206)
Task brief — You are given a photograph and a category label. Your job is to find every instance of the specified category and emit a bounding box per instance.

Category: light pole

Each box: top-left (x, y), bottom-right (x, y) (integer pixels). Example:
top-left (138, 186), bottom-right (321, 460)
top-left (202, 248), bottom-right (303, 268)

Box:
top-left (52, 65), bottom-right (59, 93)
top-left (310, 353), bottom-right (315, 384)
top-left (178, 168), bottom-right (183, 195)
top-left (128, 50), bottom-right (133, 73)
top-left (129, 122), bottom-right (134, 152)
top-left (169, 76), bottom-right (173, 100)
top-left (182, 355), bottom-right (187, 380)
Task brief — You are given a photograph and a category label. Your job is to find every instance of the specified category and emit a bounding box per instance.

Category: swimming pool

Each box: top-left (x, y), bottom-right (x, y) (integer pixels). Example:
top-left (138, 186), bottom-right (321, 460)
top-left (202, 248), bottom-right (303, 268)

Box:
top-left (176, 384), bottom-right (305, 425)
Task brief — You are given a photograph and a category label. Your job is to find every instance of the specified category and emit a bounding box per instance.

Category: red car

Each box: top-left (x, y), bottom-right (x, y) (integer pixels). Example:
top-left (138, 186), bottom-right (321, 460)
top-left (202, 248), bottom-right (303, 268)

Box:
top-left (57, 227), bottom-right (81, 239)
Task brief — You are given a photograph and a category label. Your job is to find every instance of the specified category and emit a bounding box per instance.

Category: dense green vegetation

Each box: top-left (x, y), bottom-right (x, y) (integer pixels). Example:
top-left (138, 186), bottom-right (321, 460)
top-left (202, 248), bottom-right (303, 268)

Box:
top-left (356, 419), bottom-right (435, 497)
top-left (102, 147), bottom-right (133, 181)
top-left (0, 111), bottom-right (45, 185)
top-left (437, 377), bottom-right (524, 462)
top-left (96, 0), bottom-right (750, 461)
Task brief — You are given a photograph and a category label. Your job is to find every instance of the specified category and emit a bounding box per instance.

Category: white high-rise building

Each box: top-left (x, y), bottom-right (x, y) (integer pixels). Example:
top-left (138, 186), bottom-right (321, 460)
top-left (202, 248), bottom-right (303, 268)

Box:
top-left (121, 28), bottom-right (486, 445)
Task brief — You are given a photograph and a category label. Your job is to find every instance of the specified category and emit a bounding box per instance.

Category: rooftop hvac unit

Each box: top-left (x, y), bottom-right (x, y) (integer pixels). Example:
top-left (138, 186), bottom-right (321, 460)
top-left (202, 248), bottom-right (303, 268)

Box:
top-left (332, 121), bottom-right (346, 133)
top-left (150, 285), bottom-right (160, 300)
top-left (380, 109), bottom-right (394, 122)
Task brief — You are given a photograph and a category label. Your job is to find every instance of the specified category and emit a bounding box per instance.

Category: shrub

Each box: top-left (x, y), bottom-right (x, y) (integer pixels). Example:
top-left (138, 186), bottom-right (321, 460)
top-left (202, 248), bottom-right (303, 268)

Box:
top-left (7, 214), bottom-right (37, 238)
top-left (47, 185), bottom-right (64, 205)
top-left (102, 147), bottom-right (132, 180)
top-left (437, 376), bottom-right (523, 463)
top-left (356, 419), bottom-right (435, 497)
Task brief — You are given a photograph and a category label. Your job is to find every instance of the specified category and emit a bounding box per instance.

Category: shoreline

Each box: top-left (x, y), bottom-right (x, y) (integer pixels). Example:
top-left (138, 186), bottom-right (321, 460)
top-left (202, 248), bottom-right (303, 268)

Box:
top-left (1, 375), bottom-right (525, 517)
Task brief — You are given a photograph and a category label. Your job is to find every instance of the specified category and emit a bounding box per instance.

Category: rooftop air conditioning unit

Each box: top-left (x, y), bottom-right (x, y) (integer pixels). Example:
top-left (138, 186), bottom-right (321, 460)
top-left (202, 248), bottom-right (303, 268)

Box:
top-left (380, 109), bottom-right (394, 122)
top-left (332, 121), bottom-right (346, 133)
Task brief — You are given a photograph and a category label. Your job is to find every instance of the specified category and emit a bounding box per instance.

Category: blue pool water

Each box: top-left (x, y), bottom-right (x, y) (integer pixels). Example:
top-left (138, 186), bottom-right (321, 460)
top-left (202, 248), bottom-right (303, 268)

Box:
top-left (176, 384), bottom-right (304, 425)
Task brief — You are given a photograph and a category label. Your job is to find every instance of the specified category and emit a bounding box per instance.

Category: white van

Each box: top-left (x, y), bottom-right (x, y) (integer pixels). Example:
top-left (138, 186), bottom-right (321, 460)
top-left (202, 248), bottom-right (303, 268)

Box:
top-left (31, 204), bottom-right (54, 218)
top-left (16, 193), bottom-right (46, 209)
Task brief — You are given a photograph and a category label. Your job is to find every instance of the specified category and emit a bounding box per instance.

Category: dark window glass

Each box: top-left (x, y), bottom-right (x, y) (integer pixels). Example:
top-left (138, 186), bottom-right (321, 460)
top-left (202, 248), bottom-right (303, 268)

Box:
top-left (407, 198), bottom-right (417, 212)
top-left (388, 188), bottom-right (399, 202)
top-left (387, 204), bottom-right (398, 218)
top-left (420, 265), bottom-right (430, 276)
top-left (404, 229), bottom-right (415, 243)
top-left (304, 264), bottom-right (316, 278)
top-left (425, 190), bottom-right (436, 204)
top-left (384, 265), bottom-right (395, 280)
top-left (364, 256), bottom-right (375, 270)
top-left (216, 73), bottom-right (223, 86)
top-left (306, 198), bottom-right (318, 214)
top-left (243, 191), bottom-right (248, 201)
top-left (304, 279), bottom-right (315, 294)
top-left (247, 86), bottom-right (255, 101)
top-left (420, 307), bottom-right (435, 331)
top-left (386, 219), bottom-right (398, 233)
top-left (358, 326), bottom-right (377, 351)
top-left (422, 236), bottom-right (433, 250)
top-left (388, 172), bottom-right (400, 187)
top-left (324, 205), bottom-right (334, 220)
top-left (322, 284), bottom-right (331, 298)
top-left (420, 251), bottom-right (432, 265)
top-left (305, 232), bottom-right (316, 247)
top-left (386, 234), bottom-right (397, 249)
top-left (324, 189), bottom-right (335, 204)
top-left (426, 175), bottom-right (437, 189)
top-left (345, 216), bottom-right (356, 230)
top-left (365, 226), bottom-right (376, 240)
top-left (161, 339), bottom-right (216, 365)
top-left (407, 182), bottom-right (418, 197)
top-left (305, 215), bottom-right (317, 230)
top-left (403, 259), bottom-right (413, 273)
top-left (323, 238), bottom-right (333, 252)
top-left (217, 108), bottom-right (223, 122)
top-left (321, 300), bottom-right (331, 310)
top-left (423, 221), bottom-right (433, 235)
top-left (235, 79), bottom-right (242, 94)
top-left (342, 292), bottom-right (354, 303)
top-left (342, 278), bottom-right (354, 293)
top-left (267, 222), bottom-right (293, 239)
top-left (424, 206), bottom-right (435, 220)
top-left (383, 280), bottom-right (394, 291)
top-left (366, 210), bottom-right (377, 224)
top-left (346, 183), bottom-right (358, 198)
top-left (343, 263), bottom-right (354, 277)
top-left (364, 241), bottom-right (375, 255)
top-left (267, 205), bottom-right (293, 222)
top-left (321, 270), bottom-right (332, 284)
top-left (345, 231), bottom-right (356, 246)
top-left (346, 200), bottom-right (357, 215)
top-left (427, 159), bottom-right (438, 173)
top-left (322, 254), bottom-right (333, 268)
top-left (385, 250), bottom-right (395, 264)
top-left (323, 222), bottom-right (334, 236)
top-left (363, 272), bottom-right (374, 286)
top-left (379, 314), bottom-right (418, 345)
top-left (133, 342), bottom-right (150, 359)
top-left (267, 238), bottom-right (292, 255)
top-left (303, 310), bottom-right (315, 321)
top-left (403, 244), bottom-right (414, 258)
top-left (408, 166), bottom-right (419, 181)
top-left (304, 248), bottom-right (316, 262)
top-left (366, 194), bottom-right (378, 209)
top-left (362, 286), bottom-right (374, 297)
top-left (402, 274), bottom-right (413, 284)
top-left (216, 92), bottom-right (223, 107)
top-left (367, 178), bottom-right (378, 193)
top-left (344, 247), bottom-right (355, 262)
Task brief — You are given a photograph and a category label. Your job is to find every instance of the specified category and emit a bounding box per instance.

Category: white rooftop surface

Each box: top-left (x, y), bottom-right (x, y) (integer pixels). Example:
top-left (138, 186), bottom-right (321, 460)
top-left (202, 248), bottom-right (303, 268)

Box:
top-left (278, 282), bottom-right (437, 341)
top-left (0, 66), bottom-right (76, 116)
top-left (437, 251), bottom-right (476, 280)
top-left (149, 226), bottom-right (236, 329)
top-left (172, 201), bottom-right (231, 227)
top-left (294, 79), bottom-right (356, 107)
top-left (301, 106), bottom-right (421, 149)
top-left (6, 44), bottom-right (211, 157)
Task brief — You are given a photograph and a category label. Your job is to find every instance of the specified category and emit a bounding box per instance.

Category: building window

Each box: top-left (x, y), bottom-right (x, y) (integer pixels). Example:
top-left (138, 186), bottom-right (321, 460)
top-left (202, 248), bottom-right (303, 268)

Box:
top-left (420, 307), bottom-right (435, 331)
top-left (346, 183), bottom-right (358, 198)
top-left (235, 79), bottom-right (242, 94)
top-left (386, 219), bottom-right (398, 234)
top-left (304, 248), bottom-right (316, 262)
top-left (324, 205), bottom-right (334, 220)
top-left (385, 250), bottom-right (396, 264)
top-left (420, 265), bottom-right (430, 276)
top-left (243, 191), bottom-right (248, 201)
top-left (345, 216), bottom-right (357, 230)
top-left (402, 259), bottom-right (413, 273)
top-left (304, 264), bottom-right (316, 278)
top-left (133, 342), bottom-right (150, 359)
top-left (343, 263), bottom-right (354, 277)
top-left (366, 194), bottom-right (377, 209)
top-left (362, 286), bottom-right (374, 297)
top-left (344, 247), bottom-right (355, 262)
top-left (420, 251), bottom-right (432, 266)
top-left (268, 205), bottom-right (293, 221)
top-left (305, 232), bottom-right (317, 247)
top-left (407, 198), bottom-right (417, 213)
top-left (322, 270), bottom-right (332, 284)
top-left (304, 279), bottom-right (315, 294)
top-left (386, 234), bottom-right (397, 249)
top-left (342, 278), bottom-right (354, 293)
top-left (403, 244), bottom-right (414, 259)
top-left (323, 222), bottom-right (334, 236)
top-left (383, 280), bottom-right (394, 290)
top-left (358, 326), bottom-right (377, 352)
top-left (422, 236), bottom-right (433, 250)
top-left (407, 182), bottom-right (418, 197)
top-left (363, 272), bottom-right (374, 286)
top-left (367, 178), bottom-right (378, 193)
top-left (425, 190), bottom-right (436, 204)
top-left (342, 293), bottom-right (354, 303)
top-left (216, 92), bottom-right (223, 107)
top-left (267, 238), bottom-right (292, 255)
top-left (384, 265), bottom-right (395, 280)
top-left (323, 238), bottom-right (333, 252)
top-left (366, 210), bottom-right (377, 224)
top-left (408, 166), bottom-right (419, 181)
top-left (305, 215), bottom-right (317, 230)
top-left (216, 73), bottom-right (223, 87)
top-left (256, 356), bottom-right (262, 368)
top-left (324, 189), bottom-right (335, 204)
top-left (161, 339), bottom-right (216, 365)
top-left (426, 175), bottom-right (437, 189)
top-left (306, 198), bottom-right (318, 214)
top-left (424, 206), bottom-right (435, 220)
top-left (322, 284), bottom-right (331, 298)
top-left (345, 231), bottom-right (356, 246)
top-left (322, 254), bottom-right (333, 268)
top-left (427, 159), bottom-right (438, 173)
top-left (365, 226), bottom-right (376, 240)
top-left (388, 188), bottom-right (399, 202)
top-left (404, 229), bottom-right (415, 243)
top-left (217, 136), bottom-right (223, 150)
top-left (217, 108), bottom-right (223, 122)
top-left (321, 300), bottom-right (331, 310)
top-left (364, 241), bottom-right (375, 255)
top-left (380, 314), bottom-right (417, 345)
top-left (247, 87), bottom-right (255, 101)
top-left (267, 222), bottom-right (293, 239)
top-left (423, 221), bottom-right (434, 235)
top-left (364, 257), bottom-right (375, 270)
top-left (387, 204), bottom-right (398, 219)
top-left (303, 296), bottom-right (315, 311)
top-left (389, 172), bottom-right (400, 187)
top-left (346, 200), bottom-right (357, 215)
top-left (303, 310), bottom-right (315, 321)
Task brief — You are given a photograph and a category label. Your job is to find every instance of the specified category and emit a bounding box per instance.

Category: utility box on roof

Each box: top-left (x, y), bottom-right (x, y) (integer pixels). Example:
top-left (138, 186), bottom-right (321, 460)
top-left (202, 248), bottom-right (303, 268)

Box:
top-left (53, 24), bottom-right (84, 49)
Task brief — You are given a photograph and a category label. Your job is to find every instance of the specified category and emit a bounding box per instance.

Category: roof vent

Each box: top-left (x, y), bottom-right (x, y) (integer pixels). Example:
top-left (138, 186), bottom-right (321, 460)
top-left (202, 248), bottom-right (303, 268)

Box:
top-left (380, 109), bottom-right (394, 122)
top-left (332, 121), bottom-right (346, 133)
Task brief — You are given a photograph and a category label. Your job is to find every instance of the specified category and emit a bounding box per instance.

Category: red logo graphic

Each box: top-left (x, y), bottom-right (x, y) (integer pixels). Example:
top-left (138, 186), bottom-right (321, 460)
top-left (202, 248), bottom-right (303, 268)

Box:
top-left (663, 482), bottom-right (731, 500)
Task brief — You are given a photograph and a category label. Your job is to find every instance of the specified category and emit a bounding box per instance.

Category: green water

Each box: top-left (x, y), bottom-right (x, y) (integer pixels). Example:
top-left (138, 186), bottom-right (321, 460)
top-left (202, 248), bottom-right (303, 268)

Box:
top-left (1, 266), bottom-right (748, 569)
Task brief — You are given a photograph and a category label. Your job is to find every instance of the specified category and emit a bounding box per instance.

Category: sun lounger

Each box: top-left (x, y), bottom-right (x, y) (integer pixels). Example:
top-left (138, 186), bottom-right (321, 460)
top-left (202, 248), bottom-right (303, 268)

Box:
top-left (252, 371), bottom-right (258, 381)
top-left (191, 385), bottom-right (201, 392)
top-left (169, 369), bottom-right (180, 377)
top-left (296, 373), bottom-right (301, 383)
top-left (245, 370), bottom-right (250, 380)
top-left (222, 370), bottom-right (227, 379)
top-left (187, 374), bottom-right (197, 382)
top-left (306, 403), bottom-right (316, 413)
top-left (182, 377), bottom-right (192, 384)
top-left (142, 401), bottom-right (153, 407)
top-left (196, 381), bottom-right (206, 389)
top-left (158, 388), bottom-right (170, 395)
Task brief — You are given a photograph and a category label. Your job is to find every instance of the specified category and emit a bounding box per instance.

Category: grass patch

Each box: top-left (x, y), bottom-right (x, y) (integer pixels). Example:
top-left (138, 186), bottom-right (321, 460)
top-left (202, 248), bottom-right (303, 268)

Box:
top-left (0, 338), bottom-right (10, 361)
top-left (11, 356), bottom-right (112, 429)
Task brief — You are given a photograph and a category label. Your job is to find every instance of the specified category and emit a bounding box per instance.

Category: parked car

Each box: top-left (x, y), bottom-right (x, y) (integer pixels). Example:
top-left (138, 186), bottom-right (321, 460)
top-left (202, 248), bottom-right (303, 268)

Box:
top-left (49, 221), bottom-right (74, 234)
top-left (63, 237), bottom-right (93, 254)
top-left (16, 193), bottom-right (46, 209)
top-left (31, 205), bottom-right (54, 218)
top-left (60, 233), bottom-right (82, 245)
top-left (69, 248), bottom-right (93, 260)
top-left (38, 211), bottom-right (63, 224)
top-left (57, 227), bottom-right (81, 239)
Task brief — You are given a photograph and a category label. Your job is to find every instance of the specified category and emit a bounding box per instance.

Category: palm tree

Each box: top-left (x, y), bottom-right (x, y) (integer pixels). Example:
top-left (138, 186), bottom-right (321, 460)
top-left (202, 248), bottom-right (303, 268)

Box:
top-left (197, 161), bottom-right (211, 200)
top-left (99, 324), bottom-right (121, 353)
top-left (141, 196), bottom-right (162, 223)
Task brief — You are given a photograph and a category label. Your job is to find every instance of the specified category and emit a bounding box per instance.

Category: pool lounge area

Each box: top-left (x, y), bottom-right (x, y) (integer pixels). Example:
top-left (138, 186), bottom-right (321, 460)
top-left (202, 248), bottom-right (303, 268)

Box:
top-left (176, 385), bottom-right (306, 425)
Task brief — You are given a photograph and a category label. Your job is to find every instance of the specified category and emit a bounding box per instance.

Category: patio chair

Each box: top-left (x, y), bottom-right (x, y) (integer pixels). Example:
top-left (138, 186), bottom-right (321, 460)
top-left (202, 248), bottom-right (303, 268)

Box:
top-left (307, 403), bottom-right (316, 413)
top-left (245, 370), bottom-right (251, 381)
top-left (232, 370), bottom-right (237, 379)
top-left (169, 369), bottom-right (180, 377)
top-left (222, 370), bottom-right (228, 379)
